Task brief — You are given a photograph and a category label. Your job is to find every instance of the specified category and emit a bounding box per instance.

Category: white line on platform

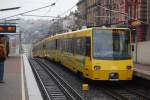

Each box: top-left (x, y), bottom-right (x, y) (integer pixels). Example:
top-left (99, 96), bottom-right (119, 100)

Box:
top-left (23, 54), bottom-right (43, 100)
top-left (21, 55), bottom-right (26, 100)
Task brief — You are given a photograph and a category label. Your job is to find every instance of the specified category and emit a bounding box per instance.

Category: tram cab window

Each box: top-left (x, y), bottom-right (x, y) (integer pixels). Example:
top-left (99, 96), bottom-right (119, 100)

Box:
top-left (93, 29), bottom-right (131, 60)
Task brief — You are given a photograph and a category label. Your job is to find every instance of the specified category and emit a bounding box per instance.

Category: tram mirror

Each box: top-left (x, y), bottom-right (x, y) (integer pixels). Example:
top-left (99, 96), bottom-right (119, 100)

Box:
top-left (132, 45), bottom-right (134, 51)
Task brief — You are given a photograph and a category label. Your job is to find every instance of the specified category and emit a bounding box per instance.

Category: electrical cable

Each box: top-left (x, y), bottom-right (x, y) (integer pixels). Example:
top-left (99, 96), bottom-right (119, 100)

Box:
top-left (21, 15), bottom-right (58, 18)
top-left (59, 4), bottom-right (76, 17)
top-left (0, 3), bottom-right (56, 20)
top-left (44, 0), bottom-right (59, 15)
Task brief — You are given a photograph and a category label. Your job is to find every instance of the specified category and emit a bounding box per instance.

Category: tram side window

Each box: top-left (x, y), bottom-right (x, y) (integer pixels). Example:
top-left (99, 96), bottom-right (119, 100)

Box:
top-left (57, 39), bottom-right (60, 50)
top-left (66, 39), bottom-right (73, 53)
top-left (40, 43), bottom-right (43, 50)
top-left (65, 39), bottom-right (69, 52)
top-left (55, 39), bottom-right (58, 50)
top-left (61, 40), bottom-right (66, 52)
top-left (52, 40), bottom-right (56, 50)
top-left (47, 41), bottom-right (53, 50)
top-left (70, 39), bottom-right (74, 53)
top-left (45, 41), bottom-right (48, 49)
top-left (63, 39), bottom-right (67, 52)
top-left (43, 43), bottom-right (46, 49)
top-left (60, 39), bottom-right (64, 51)
top-left (37, 44), bottom-right (40, 50)
top-left (74, 37), bottom-right (86, 56)
top-left (86, 37), bottom-right (91, 57)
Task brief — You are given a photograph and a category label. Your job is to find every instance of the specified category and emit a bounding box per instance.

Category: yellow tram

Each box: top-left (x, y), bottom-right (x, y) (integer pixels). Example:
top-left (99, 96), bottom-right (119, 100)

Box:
top-left (33, 27), bottom-right (134, 80)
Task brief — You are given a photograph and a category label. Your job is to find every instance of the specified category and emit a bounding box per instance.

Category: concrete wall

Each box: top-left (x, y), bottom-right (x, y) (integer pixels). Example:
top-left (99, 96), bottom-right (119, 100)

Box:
top-left (132, 41), bottom-right (150, 65)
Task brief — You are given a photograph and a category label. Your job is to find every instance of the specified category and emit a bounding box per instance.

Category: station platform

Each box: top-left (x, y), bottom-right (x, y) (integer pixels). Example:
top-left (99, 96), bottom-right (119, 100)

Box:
top-left (0, 55), bottom-right (43, 100)
top-left (134, 63), bottom-right (150, 80)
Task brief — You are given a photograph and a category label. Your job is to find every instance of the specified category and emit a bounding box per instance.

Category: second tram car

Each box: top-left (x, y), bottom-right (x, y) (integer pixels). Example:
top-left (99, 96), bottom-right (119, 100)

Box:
top-left (33, 27), bottom-right (134, 80)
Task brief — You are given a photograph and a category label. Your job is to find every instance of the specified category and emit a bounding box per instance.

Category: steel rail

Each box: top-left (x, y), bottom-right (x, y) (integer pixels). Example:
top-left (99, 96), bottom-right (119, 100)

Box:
top-left (29, 59), bottom-right (52, 100)
top-left (102, 87), bottom-right (130, 100)
top-left (102, 83), bottom-right (150, 100)
top-left (117, 83), bottom-right (150, 100)
top-left (35, 58), bottom-right (85, 100)
top-left (34, 58), bottom-right (75, 100)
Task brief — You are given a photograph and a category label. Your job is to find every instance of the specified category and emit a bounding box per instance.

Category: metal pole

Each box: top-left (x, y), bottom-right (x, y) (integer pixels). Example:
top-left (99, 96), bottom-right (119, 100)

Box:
top-left (147, 0), bottom-right (150, 40)
top-left (19, 31), bottom-right (22, 54)
top-left (135, 29), bottom-right (138, 63)
top-left (109, 0), bottom-right (112, 26)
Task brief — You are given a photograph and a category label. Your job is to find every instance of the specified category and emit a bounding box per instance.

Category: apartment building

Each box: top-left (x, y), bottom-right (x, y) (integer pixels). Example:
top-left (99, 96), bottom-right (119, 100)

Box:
top-left (147, 0), bottom-right (150, 40)
top-left (77, 0), bottom-right (121, 27)
top-left (77, 0), bottom-right (149, 41)
top-left (77, 0), bottom-right (86, 26)
top-left (127, 0), bottom-right (148, 41)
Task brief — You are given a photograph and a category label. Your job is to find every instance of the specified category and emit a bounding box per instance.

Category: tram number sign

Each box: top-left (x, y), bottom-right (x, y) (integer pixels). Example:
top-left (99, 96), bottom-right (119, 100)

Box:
top-left (0, 25), bottom-right (16, 33)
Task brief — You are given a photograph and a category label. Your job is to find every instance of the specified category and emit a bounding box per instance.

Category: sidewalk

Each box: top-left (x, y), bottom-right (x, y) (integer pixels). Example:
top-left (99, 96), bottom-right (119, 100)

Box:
top-left (0, 55), bottom-right (43, 100)
top-left (134, 63), bottom-right (150, 80)
top-left (0, 56), bottom-right (22, 100)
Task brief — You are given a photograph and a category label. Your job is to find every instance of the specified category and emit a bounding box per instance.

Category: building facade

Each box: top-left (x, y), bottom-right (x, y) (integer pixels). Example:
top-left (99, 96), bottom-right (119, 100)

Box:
top-left (77, 0), bottom-right (149, 41)
top-left (147, 0), bottom-right (150, 40)
top-left (77, 0), bottom-right (87, 27)
top-left (127, 0), bottom-right (148, 41)
top-left (77, 0), bottom-right (122, 27)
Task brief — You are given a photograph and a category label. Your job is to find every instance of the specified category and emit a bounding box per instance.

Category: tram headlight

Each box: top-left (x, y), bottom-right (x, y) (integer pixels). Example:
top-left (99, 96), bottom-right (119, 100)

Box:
top-left (94, 65), bottom-right (101, 71)
top-left (126, 66), bottom-right (132, 70)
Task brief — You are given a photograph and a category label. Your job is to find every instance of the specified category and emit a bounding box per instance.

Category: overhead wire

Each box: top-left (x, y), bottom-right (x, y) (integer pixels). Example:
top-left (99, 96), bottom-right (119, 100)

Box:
top-left (59, 4), bottom-right (76, 17)
top-left (0, 2), bottom-right (56, 20)
top-left (21, 14), bottom-right (58, 18)
top-left (44, 0), bottom-right (59, 15)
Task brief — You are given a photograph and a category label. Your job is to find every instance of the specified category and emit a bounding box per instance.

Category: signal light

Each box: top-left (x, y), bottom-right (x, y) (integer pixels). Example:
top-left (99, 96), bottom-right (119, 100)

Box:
top-left (0, 25), bottom-right (16, 33)
top-left (94, 65), bottom-right (101, 71)
top-left (126, 66), bottom-right (132, 70)
top-left (0, 26), bottom-right (4, 31)
top-left (8, 26), bottom-right (15, 31)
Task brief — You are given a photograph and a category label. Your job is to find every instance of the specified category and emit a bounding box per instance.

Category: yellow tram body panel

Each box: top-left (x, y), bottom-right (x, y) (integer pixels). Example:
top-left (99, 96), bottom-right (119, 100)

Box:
top-left (83, 59), bottom-right (133, 80)
top-left (57, 52), bottom-right (133, 80)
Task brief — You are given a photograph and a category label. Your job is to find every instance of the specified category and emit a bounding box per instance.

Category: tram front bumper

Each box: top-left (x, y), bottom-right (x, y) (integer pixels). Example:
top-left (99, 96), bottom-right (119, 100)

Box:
top-left (87, 70), bottom-right (133, 80)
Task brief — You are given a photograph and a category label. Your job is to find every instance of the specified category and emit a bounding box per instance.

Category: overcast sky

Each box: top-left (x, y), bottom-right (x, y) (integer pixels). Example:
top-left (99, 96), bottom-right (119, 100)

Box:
top-left (0, 0), bottom-right (78, 20)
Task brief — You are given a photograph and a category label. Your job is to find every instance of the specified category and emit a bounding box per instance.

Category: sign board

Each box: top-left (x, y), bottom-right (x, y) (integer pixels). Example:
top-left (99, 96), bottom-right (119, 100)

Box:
top-left (0, 24), bottom-right (16, 33)
top-left (131, 20), bottom-right (141, 26)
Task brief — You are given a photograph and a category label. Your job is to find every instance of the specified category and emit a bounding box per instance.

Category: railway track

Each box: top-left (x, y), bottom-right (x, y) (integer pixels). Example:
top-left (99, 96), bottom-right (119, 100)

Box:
top-left (93, 80), bottom-right (150, 100)
top-left (43, 58), bottom-right (150, 100)
top-left (102, 85), bottom-right (150, 100)
top-left (30, 58), bottom-right (150, 100)
top-left (30, 58), bottom-right (84, 100)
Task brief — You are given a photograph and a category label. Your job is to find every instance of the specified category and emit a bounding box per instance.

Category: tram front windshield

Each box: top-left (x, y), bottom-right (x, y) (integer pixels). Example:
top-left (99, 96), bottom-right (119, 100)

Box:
top-left (93, 29), bottom-right (131, 60)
